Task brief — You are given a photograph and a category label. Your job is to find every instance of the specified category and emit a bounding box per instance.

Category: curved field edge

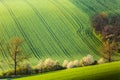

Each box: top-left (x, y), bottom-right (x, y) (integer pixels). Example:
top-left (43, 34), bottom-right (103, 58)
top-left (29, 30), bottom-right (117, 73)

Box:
top-left (15, 61), bottom-right (120, 80)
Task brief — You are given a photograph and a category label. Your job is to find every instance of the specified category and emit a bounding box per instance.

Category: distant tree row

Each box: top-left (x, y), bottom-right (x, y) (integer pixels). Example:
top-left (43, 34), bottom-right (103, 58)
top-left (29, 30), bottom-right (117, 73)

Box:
top-left (0, 37), bottom-right (107, 78)
top-left (92, 12), bottom-right (120, 62)
top-left (0, 53), bottom-right (105, 78)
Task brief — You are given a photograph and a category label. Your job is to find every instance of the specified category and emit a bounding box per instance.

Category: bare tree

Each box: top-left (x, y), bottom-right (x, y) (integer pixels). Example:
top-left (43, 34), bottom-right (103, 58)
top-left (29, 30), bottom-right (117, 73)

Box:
top-left (101, 41), bottom-right (117, 62)
top-left (7, 37), bottom-right (29, 76)
top-left (101, 26), bottom-right (120, 62)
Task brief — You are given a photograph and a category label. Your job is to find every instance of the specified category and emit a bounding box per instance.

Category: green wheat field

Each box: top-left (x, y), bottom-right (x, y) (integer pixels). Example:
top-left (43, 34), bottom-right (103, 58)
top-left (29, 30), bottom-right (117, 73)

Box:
top-left (0, 0), bottom-right (120, 80)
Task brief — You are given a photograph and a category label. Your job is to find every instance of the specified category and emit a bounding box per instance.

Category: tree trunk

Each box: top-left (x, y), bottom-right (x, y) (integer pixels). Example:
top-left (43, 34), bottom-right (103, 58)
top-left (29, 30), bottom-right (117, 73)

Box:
top-left (108, 42), bottom-right (112, 62)
top-left (14, 53), bottom-right (17, 76)
top-left (108, 52), bottom-right (111, 62)
top-left (14, 45), bottom-right (18, 76)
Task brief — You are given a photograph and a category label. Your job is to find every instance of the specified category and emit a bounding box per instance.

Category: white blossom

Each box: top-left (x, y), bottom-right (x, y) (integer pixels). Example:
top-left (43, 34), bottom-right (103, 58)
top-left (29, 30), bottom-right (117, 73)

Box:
top-left (67, 61), bottom-right (74, 69)
top-left (35, 60), bottom-right (44, 69)
top-left (62, 60), bottom-right (69, 67)
top-left (44, 58), bottom-right (55, 67)
top-left (80, 54), bottom-right (94, 66)
top-left (73, 60), bottom-right (80, 67)
top-left (98, 58), bottom-right (105, 64)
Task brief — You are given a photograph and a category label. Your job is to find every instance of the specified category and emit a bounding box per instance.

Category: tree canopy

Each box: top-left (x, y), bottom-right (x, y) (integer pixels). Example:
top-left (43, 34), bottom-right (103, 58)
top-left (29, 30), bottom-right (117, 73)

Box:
top-left (92, 12), bottom-right (120, 62)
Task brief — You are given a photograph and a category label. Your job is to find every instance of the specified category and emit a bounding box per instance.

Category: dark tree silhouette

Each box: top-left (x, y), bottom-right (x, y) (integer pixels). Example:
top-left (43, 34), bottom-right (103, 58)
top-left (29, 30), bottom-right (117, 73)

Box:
top-left (92, 12), bottom-right (108, 34)
top-left (92, 12), bottom-right (120, 62)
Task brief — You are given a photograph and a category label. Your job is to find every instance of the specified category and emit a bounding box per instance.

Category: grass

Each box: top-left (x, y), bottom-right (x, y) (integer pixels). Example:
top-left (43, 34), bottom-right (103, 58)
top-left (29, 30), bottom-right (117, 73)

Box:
top-left (15, 61), bottom-right (120, 80)
top-left (0, 0), bottom-right (120, 71)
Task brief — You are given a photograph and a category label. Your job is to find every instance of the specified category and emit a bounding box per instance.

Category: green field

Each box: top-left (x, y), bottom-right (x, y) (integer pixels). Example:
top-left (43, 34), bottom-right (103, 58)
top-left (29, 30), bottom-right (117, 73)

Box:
top-left (0, 0), bottom-right (120, 71)
top-left (15, 61), bottom-right (120, 80)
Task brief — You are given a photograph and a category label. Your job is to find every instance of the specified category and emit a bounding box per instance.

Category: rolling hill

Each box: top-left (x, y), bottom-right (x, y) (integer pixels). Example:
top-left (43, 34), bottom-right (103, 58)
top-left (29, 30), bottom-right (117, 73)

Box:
top-left (0, 0), bottom-right (120, 71)
top-left (15, 61), bottom-right (120, 80)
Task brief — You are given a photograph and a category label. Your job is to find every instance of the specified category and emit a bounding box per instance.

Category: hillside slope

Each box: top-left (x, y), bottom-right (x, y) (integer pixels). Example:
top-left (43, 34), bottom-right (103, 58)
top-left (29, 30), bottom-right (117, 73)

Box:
top-left (0, 0), bottom-right (120, 71)
top-left (15, 61), bottom-right (120, 80)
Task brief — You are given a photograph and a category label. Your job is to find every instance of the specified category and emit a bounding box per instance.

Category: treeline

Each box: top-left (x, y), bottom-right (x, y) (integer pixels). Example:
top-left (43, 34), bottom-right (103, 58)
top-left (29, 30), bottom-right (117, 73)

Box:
top-left (0, 54), bottom-right (106, 78)
top-left (92, 12), bottom-right (120, 62)
top-left (0, 36), bottom-right (108, 78)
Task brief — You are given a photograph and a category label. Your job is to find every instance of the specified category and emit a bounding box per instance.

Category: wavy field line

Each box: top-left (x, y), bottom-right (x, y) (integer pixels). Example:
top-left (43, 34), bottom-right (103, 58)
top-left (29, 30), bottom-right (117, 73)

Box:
top-left (0, 0), bottom-right (120, 71)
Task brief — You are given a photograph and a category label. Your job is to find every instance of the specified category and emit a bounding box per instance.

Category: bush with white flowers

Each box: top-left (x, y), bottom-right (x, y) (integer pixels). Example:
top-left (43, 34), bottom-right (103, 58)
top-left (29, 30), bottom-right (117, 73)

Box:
top-left (73, 60), bottom-right (80, 67)
top-left (62, 60), bottom-right (80, 69)
top-left (44, 58), bottom-right (55, 67)
top-left (62, 60), bottom-right (69, 68)
top-left (80, 54), bottom-right (94, 66)
top-left (34, 58), bottom-right (64, 73)
top-left (67, 61), bottom-right (74, 69)
top-left (35, 60), bottom-right (44, 69)
top-left (98, 58), bottom-right (105, 64)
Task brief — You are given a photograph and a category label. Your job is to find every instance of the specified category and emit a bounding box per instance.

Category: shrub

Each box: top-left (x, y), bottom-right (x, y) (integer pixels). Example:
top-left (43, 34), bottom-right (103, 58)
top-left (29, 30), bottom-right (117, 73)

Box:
top-left (73, 60), bottom-right (80, 67)
top-left (1, 65), bottom-right (33, 77)
top-left (63, 60), bottom-right (80, 69)
top-left (44, 58), bottom-right (55, 67)
top-left (62, 60), bottom-right (69, 68)
top-left (3, 70), bottom-right (14, 77)
top-left (52, 65), bottom-right (64, 70)
top-left (80, 54), bottom-right (94, 66)
top-left (36, 60), bottom-right (44, 68)
top-left (98, 58), bottom-right (106, 64)
top-left (44, 59), bottom-right (64, 71)
top-left (34, 58), bottom-right (64, 73)
top-left (34, 68), bottom-right (40, 74)
top-left (92, 60), bottom-right (98, 65)
top-left (67, 61), bottom-right (74, 69)
top-left (24, 63), bottom-right (32, 75)
top-left (12, 62), bottom-right (33, 75)
top-left (0, 73), bottom-right (3, 77)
